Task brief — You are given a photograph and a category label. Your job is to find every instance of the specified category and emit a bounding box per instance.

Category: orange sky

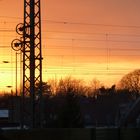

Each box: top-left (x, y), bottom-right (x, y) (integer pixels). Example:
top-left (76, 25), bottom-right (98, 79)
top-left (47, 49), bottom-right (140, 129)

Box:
top-left (1, 0), bottom-right (140, 92)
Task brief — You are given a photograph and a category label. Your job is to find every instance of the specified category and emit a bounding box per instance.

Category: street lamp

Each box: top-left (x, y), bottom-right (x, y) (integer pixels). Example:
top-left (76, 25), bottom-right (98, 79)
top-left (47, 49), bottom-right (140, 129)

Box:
top-left (3, 61), bottom-right (10, 64)
top-left (6, 85), bottom-right (14, 122)
top-left (6, 85), bottom-right (13, 96)
top-left (2, 61), bottom-right (11, 94)
top-left (6, 86), bottom-right (12, 88)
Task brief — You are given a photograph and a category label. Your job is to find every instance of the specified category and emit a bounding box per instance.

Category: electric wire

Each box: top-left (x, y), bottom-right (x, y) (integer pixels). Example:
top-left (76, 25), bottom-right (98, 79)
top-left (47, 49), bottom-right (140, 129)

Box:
top-left (1, 16), bottom-right (140, 29)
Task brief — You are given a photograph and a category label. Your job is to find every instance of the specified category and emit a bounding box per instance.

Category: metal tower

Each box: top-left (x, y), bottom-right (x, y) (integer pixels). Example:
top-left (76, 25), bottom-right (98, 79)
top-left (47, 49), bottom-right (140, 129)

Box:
top-left (11, 0), bottom-right (43, 128)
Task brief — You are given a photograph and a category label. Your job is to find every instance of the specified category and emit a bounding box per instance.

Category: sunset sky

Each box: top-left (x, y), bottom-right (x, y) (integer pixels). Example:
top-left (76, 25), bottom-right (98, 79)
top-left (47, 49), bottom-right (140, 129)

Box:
top-left (1, 0), bottom-right (140, 92)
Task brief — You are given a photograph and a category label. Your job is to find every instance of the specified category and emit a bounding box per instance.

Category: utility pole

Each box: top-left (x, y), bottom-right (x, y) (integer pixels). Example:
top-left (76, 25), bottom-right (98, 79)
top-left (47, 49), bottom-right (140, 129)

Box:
top-left (11, 0), bottom-right (43, 128)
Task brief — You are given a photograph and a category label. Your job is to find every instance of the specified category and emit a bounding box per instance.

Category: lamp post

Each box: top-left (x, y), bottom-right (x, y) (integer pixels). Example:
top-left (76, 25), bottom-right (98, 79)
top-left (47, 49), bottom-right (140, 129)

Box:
top-left (6, 85), bottom-right (13, 122)
top-left (3, 59), bottom-right (17, 96)
top-left (2, 61), bottom-right (10, 94)
top-left (6, 85), bottom-right (13, 95)
top-left (15, 52), bottom-right (22, 97)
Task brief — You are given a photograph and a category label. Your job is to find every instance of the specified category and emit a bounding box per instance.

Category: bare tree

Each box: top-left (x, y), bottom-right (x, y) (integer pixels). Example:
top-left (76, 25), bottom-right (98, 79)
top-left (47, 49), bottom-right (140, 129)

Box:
top-left (35, 82), bottom-right (52, 97)
top-left (56, 77), bottom-right (87, 96)
top-left (88, 78), bottom-right (101, 97)
top-left (119, 69), bottom-right (140, 99)
top-left (47, 78), bottom-right (59, 95)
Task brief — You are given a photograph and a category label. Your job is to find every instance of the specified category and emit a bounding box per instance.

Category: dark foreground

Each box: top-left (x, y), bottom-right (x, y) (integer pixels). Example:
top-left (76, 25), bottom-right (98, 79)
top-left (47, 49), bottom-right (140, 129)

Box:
top-left (0, 128), bottom-right (140, 140)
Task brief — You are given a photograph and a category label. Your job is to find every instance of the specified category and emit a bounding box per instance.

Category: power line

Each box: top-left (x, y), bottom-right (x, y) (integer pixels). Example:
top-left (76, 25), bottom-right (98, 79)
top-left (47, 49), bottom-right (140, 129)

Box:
top-left (1, 31), bottom-right (140, 44)
top-left (1, 16), bottom-right (140, 29)
top-left (45, 67), bottom-right (136, 70)
top-left (43, 45), bottom-right (140, 51)
top-left (1, 54), bottom-right (140, 57)
top-left (42, 54), bottom-right (140, 57)
top-left (42, 72), bottom-right (126, 76)
top-left (0, 46), bottom-right (11, 48)
top-left (1, 44), bottom-right (140, 52)
top-left (0, 29), bottom-right (14, 32)
top-left (45, 30), bottom-right (140, 37)
top-left (0, 28), bottom-right (139, 38)
top-left (46, 37), bottom-right (140, 43)
top-left (0, 67), bottom-right (131, 75)
top-left (1, 28), bottom-right (140, 38)
top-left (0, 16), bottom-right (22, 20)
top-left (43, 20), bottom-right (140, 29)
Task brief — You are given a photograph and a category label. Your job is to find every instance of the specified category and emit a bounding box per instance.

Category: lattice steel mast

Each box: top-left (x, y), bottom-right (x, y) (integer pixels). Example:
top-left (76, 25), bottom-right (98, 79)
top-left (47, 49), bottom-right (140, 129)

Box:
top-left (11, 0), bottom-right (43, 128)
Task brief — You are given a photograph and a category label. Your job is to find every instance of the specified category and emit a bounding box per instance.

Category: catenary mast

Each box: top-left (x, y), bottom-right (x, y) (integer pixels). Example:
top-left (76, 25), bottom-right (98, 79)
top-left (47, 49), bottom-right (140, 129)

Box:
top-left (11, 0), bottom-right (43, 128)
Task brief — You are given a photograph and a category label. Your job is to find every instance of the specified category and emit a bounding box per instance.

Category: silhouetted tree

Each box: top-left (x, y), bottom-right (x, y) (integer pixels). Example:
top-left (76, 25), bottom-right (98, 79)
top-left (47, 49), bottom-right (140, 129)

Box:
top-left (99, 86), bottom-right (106, 95)
top-left (108, 85), bottom-right (116, 95)
top-left (88, 79), bottom-right (101, 97)
top-left (47, 78), bottom-right (58, 95)
top-left (119, 69), bottom-right (140, 99)
top-left (56, 77), bottom-right (87, 96)
top-left (35, 82), bottom-right (52, 97)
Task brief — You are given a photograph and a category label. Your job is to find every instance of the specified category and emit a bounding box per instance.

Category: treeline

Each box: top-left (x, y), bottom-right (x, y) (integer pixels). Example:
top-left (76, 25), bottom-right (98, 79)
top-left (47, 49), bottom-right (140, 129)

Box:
top-left (37, 70), bottom-right (140, 127)
top-left (40, 77), bottom-right (136, 127)
top-left (1, 69), bottom-right (140, 128)
top-left (39, 75), bottom-right (140, 100)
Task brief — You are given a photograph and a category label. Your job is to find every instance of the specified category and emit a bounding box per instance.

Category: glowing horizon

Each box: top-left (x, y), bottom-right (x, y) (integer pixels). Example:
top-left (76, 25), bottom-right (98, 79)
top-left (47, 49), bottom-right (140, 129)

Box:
top-left (1, 0), bottom-right (140, 92)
